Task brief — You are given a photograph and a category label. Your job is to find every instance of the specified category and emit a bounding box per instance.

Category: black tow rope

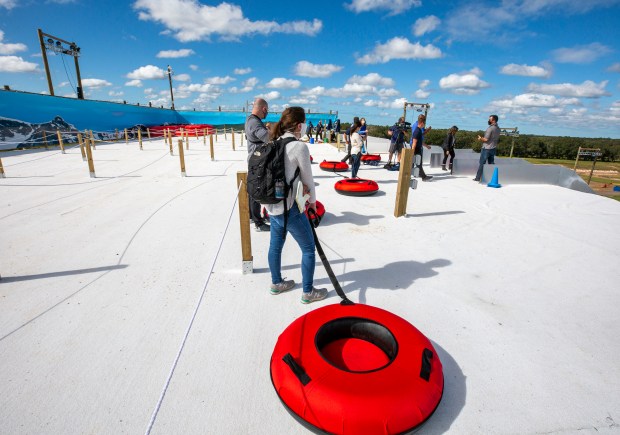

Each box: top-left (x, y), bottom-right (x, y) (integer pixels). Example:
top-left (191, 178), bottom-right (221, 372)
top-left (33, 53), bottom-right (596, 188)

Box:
top-left (307, 209), bottom-right (354, 306)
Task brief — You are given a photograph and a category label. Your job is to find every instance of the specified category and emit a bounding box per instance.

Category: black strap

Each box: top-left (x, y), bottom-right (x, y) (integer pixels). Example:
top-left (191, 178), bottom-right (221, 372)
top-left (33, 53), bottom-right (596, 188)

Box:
top-left (282, 353), bottom-right (311, 386)
top-left (420, 348), bottom-right (433, 381)
top-left (307, 209), bottom-right (354, 306)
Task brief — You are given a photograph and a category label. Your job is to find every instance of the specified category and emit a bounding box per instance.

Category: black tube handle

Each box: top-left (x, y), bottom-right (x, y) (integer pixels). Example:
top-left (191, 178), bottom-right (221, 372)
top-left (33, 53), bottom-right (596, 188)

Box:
top-left (282, 353), bottom-right (311, 386)
top-left (420, 348), bottom-right (433, 381)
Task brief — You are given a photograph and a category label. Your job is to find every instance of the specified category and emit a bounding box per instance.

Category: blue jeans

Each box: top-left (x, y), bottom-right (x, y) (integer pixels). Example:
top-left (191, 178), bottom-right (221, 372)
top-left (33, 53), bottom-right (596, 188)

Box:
top-left (268, 205), bottom-right (316, 293)
top-left (475, 148), bottom-right (496, 180)
top-left (351, 152), bottom-right (362, 178)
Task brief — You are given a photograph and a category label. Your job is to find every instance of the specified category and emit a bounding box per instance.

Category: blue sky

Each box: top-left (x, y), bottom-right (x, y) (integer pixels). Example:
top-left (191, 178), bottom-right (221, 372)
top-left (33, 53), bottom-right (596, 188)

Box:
top-left (1, 0), bottom-right (619, 138)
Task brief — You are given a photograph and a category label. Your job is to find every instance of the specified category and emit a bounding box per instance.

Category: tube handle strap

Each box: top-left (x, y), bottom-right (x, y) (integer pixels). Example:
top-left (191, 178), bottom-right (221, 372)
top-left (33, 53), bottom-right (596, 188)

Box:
top-left (282, 353), bottom-right (311, 386)
top-left (420, 348), bottom-right (433, 381)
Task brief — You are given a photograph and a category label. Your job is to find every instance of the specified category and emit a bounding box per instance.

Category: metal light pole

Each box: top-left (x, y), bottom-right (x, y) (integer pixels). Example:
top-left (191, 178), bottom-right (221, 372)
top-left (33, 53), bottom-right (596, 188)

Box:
top-left (167, 65), bottom-right (175, 110)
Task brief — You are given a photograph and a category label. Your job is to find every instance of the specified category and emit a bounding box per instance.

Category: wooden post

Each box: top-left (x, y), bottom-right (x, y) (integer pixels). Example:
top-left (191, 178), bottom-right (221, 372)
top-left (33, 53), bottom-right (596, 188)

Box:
top-left (394, 149), bottom-right (414, 218)
top-left (337, 132), bottom-right (341, 150)
top-left (147, 128), bottom-right (151, 140)
top-left (138, 128), bottom-right (143, 150)
top-left (232, 128), bottom-right (236, 151)
top-left (215, 129), bottom-right (218, 142)
top-left (0, 157), bottom-right (5, 178)
top-left (509, 136), bottom-right (515, 158)
top-left (224, 128), bottom-right (227, 140)
top-left (240, 130), bottom-right (244, 147)
top-left (167, 129), bottom-right (173, 151)
top-left (209, 134), bottom-right (215, 161)
top-left (203, 129), bottom-right (207, 146)
top-left (115, 128), bottom-right (119, 140)
top-left (77, 132), bottom-right (86, 161)
top-left (237, 171), bottom-right (253, 274)
top-left (89, 130), bottom-right (96, 150)
top-left (178, 139), bottom-right (186, 176)
top-left (588, 156), bottom-right (597, 185)
top-left (574, 147), bottom-right (582, 172)
top-left (124, 128), bottom-right (128, 144)
top-left (56, 129), bottom-right (65, 154)
top-left (85, 136), bottom-right (96, 178)
top-left (195, 129), bottom-right (199, 139)
top-left (185, 130), bottom-right (189, 150)
top-left (42, 130), bottom-right (48, 148)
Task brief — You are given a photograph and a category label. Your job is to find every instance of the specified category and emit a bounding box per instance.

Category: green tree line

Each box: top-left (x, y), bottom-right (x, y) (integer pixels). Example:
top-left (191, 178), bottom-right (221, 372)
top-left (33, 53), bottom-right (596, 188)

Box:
top-left (365, 125), bottom-right (620, 162)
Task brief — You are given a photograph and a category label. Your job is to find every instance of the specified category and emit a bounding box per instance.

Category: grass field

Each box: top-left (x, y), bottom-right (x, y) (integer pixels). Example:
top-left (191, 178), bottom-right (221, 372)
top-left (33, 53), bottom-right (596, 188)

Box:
top-left (525, 158), bottom-right (620, 201)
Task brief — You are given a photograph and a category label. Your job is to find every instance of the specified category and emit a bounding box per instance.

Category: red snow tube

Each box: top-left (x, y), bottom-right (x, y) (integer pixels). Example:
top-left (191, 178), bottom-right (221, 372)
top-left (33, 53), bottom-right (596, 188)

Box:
top-left (270, 304), bottom-right (444, 435)
top-left (334, 178), bottom-right (379, 196)
top-left (304, 200), bottom-right (325, 225)
top-left (173, 124), bottom-right (214, 136)
top-left (320, 160), bottom-right (349, 172)
top-left (361, 154), bottom-right (381, 163)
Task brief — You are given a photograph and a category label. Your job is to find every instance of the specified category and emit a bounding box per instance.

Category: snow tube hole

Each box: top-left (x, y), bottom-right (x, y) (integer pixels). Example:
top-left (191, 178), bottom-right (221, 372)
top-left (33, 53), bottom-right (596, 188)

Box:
top-left (316, 317), bottom-right (397, 373)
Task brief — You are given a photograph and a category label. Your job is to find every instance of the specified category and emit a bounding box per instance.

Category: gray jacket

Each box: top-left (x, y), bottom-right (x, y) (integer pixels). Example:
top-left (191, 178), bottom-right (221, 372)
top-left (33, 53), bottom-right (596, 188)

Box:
top-left (245, 114), bottom-right (270, 158)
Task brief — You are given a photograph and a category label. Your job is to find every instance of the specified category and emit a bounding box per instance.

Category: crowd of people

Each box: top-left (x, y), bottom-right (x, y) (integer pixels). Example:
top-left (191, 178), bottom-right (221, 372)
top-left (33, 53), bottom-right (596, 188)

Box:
top-left (245, 97), bottom-right (499, 305)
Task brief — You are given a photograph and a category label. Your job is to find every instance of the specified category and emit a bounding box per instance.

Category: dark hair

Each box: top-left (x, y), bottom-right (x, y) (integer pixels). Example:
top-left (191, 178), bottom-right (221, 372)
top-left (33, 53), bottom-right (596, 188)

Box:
top-left (270, 106), bottom-right (305, 140)
top-left (450, 125), bottom-right (459, 134)
top-left (350, 119), bottom-right (362, 134)
top-left (490, 114), bottom-right (499, 123)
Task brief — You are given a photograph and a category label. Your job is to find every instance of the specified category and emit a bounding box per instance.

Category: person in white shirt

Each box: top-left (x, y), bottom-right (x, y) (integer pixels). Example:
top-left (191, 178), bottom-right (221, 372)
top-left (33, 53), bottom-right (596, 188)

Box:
top-left (349, 120), bottom-right (364, 178)
top-left (263, 106), bottom-right (328, 305)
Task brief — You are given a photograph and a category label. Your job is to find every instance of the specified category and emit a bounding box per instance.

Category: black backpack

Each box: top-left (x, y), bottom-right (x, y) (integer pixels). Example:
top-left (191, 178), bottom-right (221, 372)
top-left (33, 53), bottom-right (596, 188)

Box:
top-left (247, 137), bottom-right (299, 205)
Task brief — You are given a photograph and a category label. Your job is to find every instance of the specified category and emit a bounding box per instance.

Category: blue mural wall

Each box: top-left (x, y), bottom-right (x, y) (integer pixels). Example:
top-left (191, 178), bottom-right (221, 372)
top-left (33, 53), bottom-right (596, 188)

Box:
top-left (0, 89), bottom-right (338, 149)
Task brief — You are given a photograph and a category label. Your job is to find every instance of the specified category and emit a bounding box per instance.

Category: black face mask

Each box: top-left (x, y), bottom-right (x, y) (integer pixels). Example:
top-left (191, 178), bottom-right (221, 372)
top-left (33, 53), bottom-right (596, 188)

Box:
top-left (488, 120), bottom-right (492, 125)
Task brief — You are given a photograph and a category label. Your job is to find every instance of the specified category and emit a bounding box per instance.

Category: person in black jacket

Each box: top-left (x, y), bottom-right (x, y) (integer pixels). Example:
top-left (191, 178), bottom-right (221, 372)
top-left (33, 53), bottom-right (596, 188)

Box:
top-left (442, 126), bottom-right (458, 171)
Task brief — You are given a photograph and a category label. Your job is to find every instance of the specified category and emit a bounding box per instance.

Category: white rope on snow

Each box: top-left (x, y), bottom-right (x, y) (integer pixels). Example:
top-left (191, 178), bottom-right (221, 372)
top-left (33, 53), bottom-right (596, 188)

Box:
top-left (145, 180), bottom-right (244, 435)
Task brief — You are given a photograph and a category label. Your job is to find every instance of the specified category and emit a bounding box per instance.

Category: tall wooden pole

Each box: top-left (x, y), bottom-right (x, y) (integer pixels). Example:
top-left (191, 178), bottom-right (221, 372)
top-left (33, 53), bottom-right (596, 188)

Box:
top-left (56, 129), bottom-right (65, 153)
top-left (37, 29), bottom-right (54, 96)
top-left (85, 136), bottom-right (95, 178)
top-left (178, 139), bottom-right (186, 176)
top-left (237, 171), bottom-right (253, 274)
top-left (232, 128), bottom-right (236, 150)
top-left (209, 134), bottom-right (215, 161)
top-left (138, 128), bottom-right (143, 150)
top-left (394, 149), bottom-right (414, 217)
top-left (0, 157), bottom-right (5, 178)
top-left (77, 132), bottom-right (86, 160)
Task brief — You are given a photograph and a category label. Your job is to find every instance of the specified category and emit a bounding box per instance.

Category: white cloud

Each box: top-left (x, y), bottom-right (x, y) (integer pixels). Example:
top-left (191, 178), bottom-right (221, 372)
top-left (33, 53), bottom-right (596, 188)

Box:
top-left (205, 75), bottom-right (235, 85)
top-left (109, 90), bottom-right (124, 97)
top-left (174, 73), bottom-right (190, 82)
top-left (0, 30), bottom-right (27, 55)
top-left (234, 67), bottom-right (252, 75)
top-left (133, 0), bottom-right (322, 42)
top-left (82, 78), bottom-right (112, 88)
top-left (439, 69), bottom-right (490, 95)
top-left (0, 55), bottom-right (38, 72)
top-left (500, 63), bottom-right (552, 78)
top-left (419, 79), bottom-right (430, 88)
top-left (0, 0), bottom-right (17, 9)
top-left (125, 79), bottom-right (143, 87)
top-left (356, 37), bottom-right (442, 64)
top-left (376, 88), bottom-right (400, 98)
top-left (178, 83), bottom-right (219, 93)
top-left (266, 77), bottom-right (301, 89)
top-left (255, 91), bottom-right (281, 100)
top-left (294, 61), bottom-right (342, 78)
top-left (415, 89), bottom-right (430, 99)
top-left (189, 64), bottom-right (199, 71)
top-left (551, 43), bottom-right (612, 64)
top-left (229, 77), bottom-right (259, 93)
top-left (606, 62), bottom-right (620, 73)
top-left (347, 73), bottom-right (395, 87)
top-left (156, 48), bottom-right (195, 58)
top-left (345, 0), bottom-right (421, 15)
top-left (126, 65), bottom-right (167, 80)
top-left (527, 80), bottom-right (610, 98)
top-left (363, 97), bottom-right (407, 109)
top-left (413, 15), bottom-right (440, 37)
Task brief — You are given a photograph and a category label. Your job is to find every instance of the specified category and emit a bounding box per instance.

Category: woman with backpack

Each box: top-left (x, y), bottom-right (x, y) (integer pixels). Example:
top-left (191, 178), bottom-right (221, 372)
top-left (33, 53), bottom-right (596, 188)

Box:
top-left (264, 106), bottom-right (328, 304)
